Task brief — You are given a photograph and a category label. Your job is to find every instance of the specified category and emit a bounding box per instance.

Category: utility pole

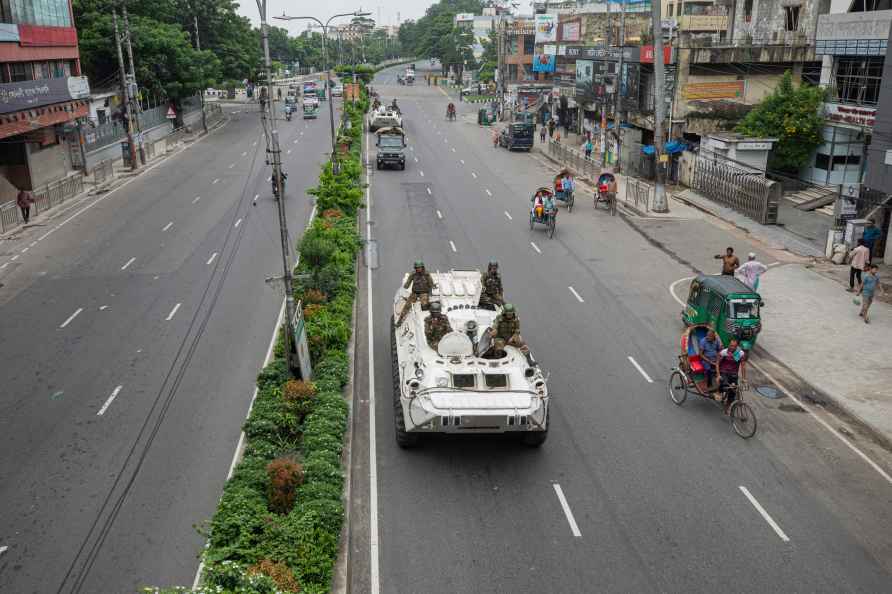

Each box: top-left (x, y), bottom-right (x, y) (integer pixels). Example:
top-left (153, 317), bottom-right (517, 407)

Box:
top-left (121, 3), bottom-right (145, 165)
top-left (600, 0), bottom-right (611, 167)
top-left (113, 10), bottom-right (138, 171)
top-left (614, 0), bottom-right (626, 173)
top-left (651, 0), bottom-right (669, 212)
top-left (194, 15), bottom-right (208, 133)
top-left (257, 0), bottom-right (299, 375)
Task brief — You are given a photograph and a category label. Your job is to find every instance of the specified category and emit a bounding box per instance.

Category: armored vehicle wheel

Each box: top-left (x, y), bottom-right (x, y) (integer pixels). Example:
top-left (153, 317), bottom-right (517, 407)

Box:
top-left (521, 427), bottom-right (548, 447)
top-left (668, 370), bottom-right (688, 405)
top-left (391, 317), bottom-right (420, 448)
top-left (729, 401), bottom-right (757, 439)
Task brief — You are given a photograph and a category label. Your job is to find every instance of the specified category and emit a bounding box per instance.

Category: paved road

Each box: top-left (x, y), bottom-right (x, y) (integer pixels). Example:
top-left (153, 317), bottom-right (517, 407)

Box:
top-left (350, 65), bottom-right (892, 593)
top-left (0, 100), bottom-right (336, 592)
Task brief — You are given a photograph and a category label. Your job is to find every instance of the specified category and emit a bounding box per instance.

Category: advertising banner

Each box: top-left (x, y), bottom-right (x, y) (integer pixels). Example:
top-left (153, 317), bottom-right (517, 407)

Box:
top-left (543, 44), bottom-right (557, 56)
top-left (575, 59), bottom-right (594, 100)
top-left (535, 14), bottom-right (557, 43)
top-left (533, 54), bottom-right (556, 73)
top-left (0, 76), bottom-right (90, 115)
top-left (682, 80), bottom-right (744, 101)
top-left (560, 21), bottom-right (580, 42)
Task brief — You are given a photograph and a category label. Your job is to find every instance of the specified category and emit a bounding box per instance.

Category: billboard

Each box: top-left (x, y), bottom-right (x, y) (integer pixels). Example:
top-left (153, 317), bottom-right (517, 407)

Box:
top-left (535, 14), bottom-right (557, 43)
top-left (533, 54), bottom-right (556, 73)
top-left (561, 21), bottom-right (580, 42)
top-left (682, 81), bottom-right (745, 101)
top-left (543, 44), bottom-right (557, 55)
top-left (575, 59), bottom-right (593, 99)
top-left (455, 12), bottom-right (474, 22)
top-left (0, 76), bottom-right (90, 115)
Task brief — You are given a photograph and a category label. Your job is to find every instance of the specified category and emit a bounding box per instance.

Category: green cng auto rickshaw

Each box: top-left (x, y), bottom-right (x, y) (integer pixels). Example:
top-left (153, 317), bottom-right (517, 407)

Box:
top-left (681, 275), bottom-right (762, 350)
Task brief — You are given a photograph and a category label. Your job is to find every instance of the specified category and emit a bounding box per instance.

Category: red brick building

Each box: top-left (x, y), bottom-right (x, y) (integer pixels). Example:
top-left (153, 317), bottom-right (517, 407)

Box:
top-left (0, 0), bottom-right (89, 202)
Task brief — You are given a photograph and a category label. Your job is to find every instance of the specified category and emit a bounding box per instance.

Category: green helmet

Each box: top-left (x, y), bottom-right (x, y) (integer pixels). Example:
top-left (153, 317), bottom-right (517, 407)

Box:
top-left (488, 260), bottom-right (499, 270)
top-left (414, 260), bottom-right (425, 269)
top-left (503, 303), bottom-right (515, 314)
top-left (429, 301), bottom-right (442, 313)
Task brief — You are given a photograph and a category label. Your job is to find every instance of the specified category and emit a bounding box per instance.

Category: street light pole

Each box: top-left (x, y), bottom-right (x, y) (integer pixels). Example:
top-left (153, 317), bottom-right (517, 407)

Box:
top-left (257, 0), bottom-right (299, 375)
top-left (651, 0), bottom-right (669, 212)
top-left (275, 11), bottom-right (372, 172)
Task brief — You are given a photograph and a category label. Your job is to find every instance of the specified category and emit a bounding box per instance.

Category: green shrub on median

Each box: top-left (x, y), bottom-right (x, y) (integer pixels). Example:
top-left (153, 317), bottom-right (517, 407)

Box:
top-left (178, 90), bottom-right (369, 594)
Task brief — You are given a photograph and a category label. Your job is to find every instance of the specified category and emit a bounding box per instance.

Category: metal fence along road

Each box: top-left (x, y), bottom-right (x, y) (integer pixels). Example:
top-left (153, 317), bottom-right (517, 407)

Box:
top-left (624, 178), bottom-right (653, 213)
top-left (692, 155), bottom-right (780, 225)
top-left (547, 139), bottom-right (601, 181)
top-left (1, 175), bottom-right (85, 234)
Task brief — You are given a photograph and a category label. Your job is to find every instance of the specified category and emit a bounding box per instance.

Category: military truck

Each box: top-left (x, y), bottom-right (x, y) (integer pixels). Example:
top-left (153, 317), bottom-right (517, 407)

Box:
top-left (375, 127), bottom-right (406, 170)
top-left (390, 269), bottom-right (550, 448)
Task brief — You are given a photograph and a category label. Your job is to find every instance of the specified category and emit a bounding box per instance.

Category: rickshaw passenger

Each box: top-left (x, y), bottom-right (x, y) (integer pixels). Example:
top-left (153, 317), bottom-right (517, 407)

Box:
top-left (531, 191), bottom-right (555, 216)
top-left (698, 329), bottom-right (722, 386)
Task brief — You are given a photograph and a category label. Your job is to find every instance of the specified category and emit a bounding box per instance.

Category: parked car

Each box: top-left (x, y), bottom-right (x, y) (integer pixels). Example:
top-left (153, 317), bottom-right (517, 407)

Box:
top-left (332, 85), bottom-right (344, 97)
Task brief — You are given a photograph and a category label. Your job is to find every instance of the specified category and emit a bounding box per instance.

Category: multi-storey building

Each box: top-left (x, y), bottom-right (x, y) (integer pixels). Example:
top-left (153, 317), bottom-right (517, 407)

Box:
top-left (0, 0), bottom-right (89, 203)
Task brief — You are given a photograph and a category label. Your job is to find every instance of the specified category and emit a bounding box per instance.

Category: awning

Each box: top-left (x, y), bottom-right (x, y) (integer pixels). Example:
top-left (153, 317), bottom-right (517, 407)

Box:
top-left (642, 140), bottom-right (688, 155)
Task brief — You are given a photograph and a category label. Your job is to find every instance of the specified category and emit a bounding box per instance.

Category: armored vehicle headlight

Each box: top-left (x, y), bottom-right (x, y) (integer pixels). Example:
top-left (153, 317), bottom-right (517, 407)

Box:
top-left (414, 367), bottom-right (424, 379)
top-left (524, 368), bottom-right (536, 378)
top-left (408, 379), bottom-right (421, 390)
top-left (436, 377), bottom-right (448, 387)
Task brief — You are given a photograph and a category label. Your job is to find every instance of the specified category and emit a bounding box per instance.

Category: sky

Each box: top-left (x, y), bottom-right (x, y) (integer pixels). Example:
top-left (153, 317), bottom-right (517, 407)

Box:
top-left (235, 0), bottom-right (434, 31)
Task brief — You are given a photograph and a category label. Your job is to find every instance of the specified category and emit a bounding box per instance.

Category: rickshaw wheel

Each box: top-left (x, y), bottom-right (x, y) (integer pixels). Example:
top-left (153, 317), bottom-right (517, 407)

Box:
top-left (547, 215), bottom-right (556, 238)
top-left (529, 212), bottom-right (535, 230)
top-left (668, 371), bottom-right (688, 405)
top-left (729, 401), bottom-right (757, 438)
top-left (567, 194), bottom-right (574, 212)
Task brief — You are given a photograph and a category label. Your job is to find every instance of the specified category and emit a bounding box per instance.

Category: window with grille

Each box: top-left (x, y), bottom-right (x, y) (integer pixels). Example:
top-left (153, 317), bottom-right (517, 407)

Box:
top-left (831, 57), bottom-right (883, 106)
top-left (784, 6), bottom-right (801, 32)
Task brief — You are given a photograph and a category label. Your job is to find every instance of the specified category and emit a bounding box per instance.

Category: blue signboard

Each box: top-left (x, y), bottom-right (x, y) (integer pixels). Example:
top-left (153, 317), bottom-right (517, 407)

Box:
top-left (532, 54), bottom-right (556, 73)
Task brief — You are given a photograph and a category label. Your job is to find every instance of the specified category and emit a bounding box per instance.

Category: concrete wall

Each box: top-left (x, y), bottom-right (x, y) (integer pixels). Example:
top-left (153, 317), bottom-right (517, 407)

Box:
top-left (27, 141), bottom-right (71, 189)
top-left (733, 0), bottom-right (828, 43)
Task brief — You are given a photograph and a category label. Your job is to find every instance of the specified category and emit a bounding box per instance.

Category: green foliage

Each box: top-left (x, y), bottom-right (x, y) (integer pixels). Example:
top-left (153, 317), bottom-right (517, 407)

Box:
top-left (197, 79), bottom-right (367, 594)
top-left (398, 0), bottom-right (484, 68)
top-left (735, 71), bottom-right (826, 172)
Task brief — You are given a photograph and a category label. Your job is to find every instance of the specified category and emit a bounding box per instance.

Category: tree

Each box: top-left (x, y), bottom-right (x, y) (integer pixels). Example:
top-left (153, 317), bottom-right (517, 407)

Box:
top-left (735, 71), bottom-right (826, 172)
top-left (398, 0), bottom-right (484, 65)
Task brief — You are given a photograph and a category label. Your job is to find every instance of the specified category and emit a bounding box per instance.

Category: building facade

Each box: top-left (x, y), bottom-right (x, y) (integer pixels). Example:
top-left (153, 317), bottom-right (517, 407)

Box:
top-left (0, 0), bottom-right (89, 204)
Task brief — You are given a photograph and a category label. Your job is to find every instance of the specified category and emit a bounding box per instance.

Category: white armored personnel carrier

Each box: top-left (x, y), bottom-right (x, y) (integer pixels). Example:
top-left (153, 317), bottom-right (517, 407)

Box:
top-left (368, 105), bottom-right (402, 132)
top-left (390, 269), bottom-right (549, 448)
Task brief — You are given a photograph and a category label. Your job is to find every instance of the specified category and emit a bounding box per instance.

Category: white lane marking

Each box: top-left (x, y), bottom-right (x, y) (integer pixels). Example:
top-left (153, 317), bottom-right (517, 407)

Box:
top-left (530, 241), bottom-right (541, 254)
top-left (212, 178), bottom-right (220, 184)
top-left (20, 247), bottom-right (28, 254)
top-left (267, 176), bottom-right (272, 182)
top-left (552, 484), bottom-right (582, 538)
top-left (568, 286), bottom-right (585, 303)
top-left (668, 276), bottom-right (892, 487)
top-left (192, 196), bottom-right (201, 204)
top-left (29, 241), bottom-right (37, 247)
top-left (366, 127), bottom-right (381, 594)
top-left (206, 252), bottom-right (218, 266)
top-left (165, 302), bottom-right (181, 321)
top-left (300, 131), bottom-right (304, 136)
top-left (241, 151), bottom-right (247, 156)
top-left (0, 263), bottom-right (8, 269)
top-left (449, 240), bottom-right (457, 253)
top-left (234, 218), bottom-right (243, 228)
top-left (162, 221), bottom-right (173, 232)
top-left (627, 356), bottom-right (654, 383)
top-left (0, 545), bottom-right (7, 556)
top-left (120, 257), bottom-right (136, 271)
top-left (471, 172), bottom-right (478, 179)
top-left (420, 170), bottom-right (425, 177)
top-left (504, 211), bottom-right (513, 220)
top-left (436, 210), bottom-right (443, 219)
top-left (38, 231), bottom-right (52, 241)
top-left (99, 305), bottom-right (108, 311)
top-left (426, 187), bottom-right (432, 195)
top-left (485, 188), bottom-right (492, 196)
top-left (97, 385), bottom-right (123, 416)
top-left (59, 308), bottom-right (83, 329)
top-left (460, 159), bottom-right (465, 165)
top-left (228, 163), bottom-right (235, 169)
top-left (293, 138), bottom-right (299, 144)
top-left (444, 138), bottom-right (448, 143)
top-left (413, 157), bottom-right (418, 163)
top-left (253, 141), bottom-right (257, 146)
top-left (287, 149), bottom-right (292, 155)
top-left (409, 146), bottom-right (414, 152)
top-left (739, 486), bottom-right (790, 542)
top-left (11, 255), bottom-right (19, 261)
top-left (451, 147), bottom-right (456, 153)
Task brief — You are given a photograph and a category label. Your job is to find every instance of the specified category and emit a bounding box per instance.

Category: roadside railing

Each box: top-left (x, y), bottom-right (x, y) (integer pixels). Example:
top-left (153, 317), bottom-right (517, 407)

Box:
top-left (1, 202), bottom-right (19, 233)
top-left (1, 174), bottom-right (85, 234)
top-left (624, 178), bottom-right (652, 213)
top-left (547, 139), bottom-right (601, 181)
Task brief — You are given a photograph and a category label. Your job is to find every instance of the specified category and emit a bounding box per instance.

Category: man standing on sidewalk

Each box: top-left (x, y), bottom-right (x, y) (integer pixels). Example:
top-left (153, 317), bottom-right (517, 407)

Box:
top-left (735, 253), bottom-right (768, 292)
top-left (862, 220), bottom-right (881, 261)
top-left (857, 264), bottom-right (884, 324)
top-left (714, 247), bottom-right (740, 276)
top-left (16, 187), bottom-right (34, 224)
top-left (848, 239), bottom-right (870, 292)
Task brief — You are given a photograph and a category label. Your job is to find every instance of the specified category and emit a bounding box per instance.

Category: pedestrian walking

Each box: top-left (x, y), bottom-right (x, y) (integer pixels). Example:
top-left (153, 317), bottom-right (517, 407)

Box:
top-left (862, 220), bottom-right (881, 261)
top-left (16, 187), bottom-right (34, 224)
top-left (548, 119), bottom-right (555, 138)
top-left (584, 139), bottom-right (593, 159)
top-left (847, 239), bottom-right (870, 292)
top-left (857, 263), bottom-right (884, 324)
top-left (492, 126), bottom-right (499, 148)
top-left (714, 247), bottom-right (739, 276)
top-left (540, 125), bottom-right (547, 143)
top-left (735, 252), bottom-right (767, 291)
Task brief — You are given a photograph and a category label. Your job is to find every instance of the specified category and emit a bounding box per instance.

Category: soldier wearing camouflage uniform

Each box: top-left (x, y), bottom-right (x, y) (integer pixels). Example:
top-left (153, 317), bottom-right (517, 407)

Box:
top-left (397, 260), bottom-right (436, 325)
top-left (424, 301), bottom-right (452, 350)
top-left (487, 303), bottom-right (527, 356)
top-left (478, 261), bottom-right (504, 310)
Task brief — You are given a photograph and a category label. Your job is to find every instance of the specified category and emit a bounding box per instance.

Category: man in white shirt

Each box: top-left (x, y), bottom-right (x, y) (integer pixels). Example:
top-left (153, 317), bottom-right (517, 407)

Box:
top-left (848, 239), bottom-right (870, 292)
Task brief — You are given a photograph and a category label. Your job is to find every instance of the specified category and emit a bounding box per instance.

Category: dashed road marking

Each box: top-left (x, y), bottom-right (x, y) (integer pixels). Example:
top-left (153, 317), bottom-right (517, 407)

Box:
top-left (287, 149), bottom-right (292, 155)
top-left (530, 241), bottom-right (541, 254)
top-left (234, 218), bottom-right (243, 228)
top-left (426, 187), bottom-right (432, 195)
top-left (97, 385), bottom-right (123, 416)
top-left (228, 163), bottom-right (235, 169)
top-left (504, 211), bottom-right (513, 220)
top-left (165, 302), bottom-right (182, 321)
top-left (553, 484), bottom-right (582, 538)
top-left (293, 138), bottom-right (299, 144)
top-left (627, 356), bottom-right (653, 383)
top-left (59, 308), bottom-right (83, 329)
top-left (212, 178), bottom-right (220, 184)
top-left (568, 286), bottom-right (585, 303)
top-left (436, 210), bottom-right (443, 219)
top-left (449, 240), bottom-right (457, 253)
top-left (20, 247), bottom-right (28, 254)
top-left (420, 170), bottom-right (425, 177)
top-left (207, 252), bottom-right (218, 266)
top-left (414, 157), bottom-right (418, 163)
top-left (460, 159), bottom-right (465, 165)
top-left (162, 221), bottom-right (173, 232)
top-left (192, 196), bottom-right (201, 204)
top-left (485, 189), bottom-right (492, 196)
top-left (739, 486), bottom-right (790, 542)
top-left (11, 255), bottom-right (19, 261)
top-left (471, 172), bottom-right (478, 179)
top-left (451, 147), bottom-right (456, 152)
top-left (120, 257), bottom-right (136, 271)
top-left (242, 151), bottom-right (248, 156)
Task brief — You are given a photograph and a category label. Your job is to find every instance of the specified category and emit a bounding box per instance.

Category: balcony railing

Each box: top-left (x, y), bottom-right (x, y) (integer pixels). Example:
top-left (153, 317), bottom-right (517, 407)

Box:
top-left (678, 15), bottom-right (729, 32)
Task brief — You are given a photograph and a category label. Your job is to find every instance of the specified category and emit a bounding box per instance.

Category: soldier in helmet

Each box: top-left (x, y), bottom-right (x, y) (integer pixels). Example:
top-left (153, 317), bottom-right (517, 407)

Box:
top-left (397, 260), bottom-right (436, 325)
top-left (486, 303), bottom-right (528, 357)
top-left (478, 261), bottom-right (504, 310)
top-left (424, 301), bottom-right (452, 350)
